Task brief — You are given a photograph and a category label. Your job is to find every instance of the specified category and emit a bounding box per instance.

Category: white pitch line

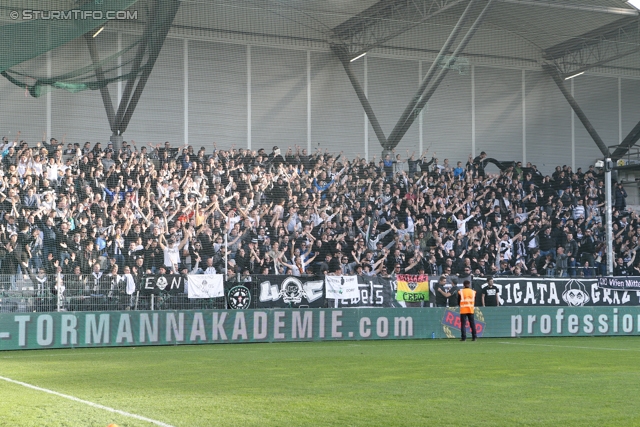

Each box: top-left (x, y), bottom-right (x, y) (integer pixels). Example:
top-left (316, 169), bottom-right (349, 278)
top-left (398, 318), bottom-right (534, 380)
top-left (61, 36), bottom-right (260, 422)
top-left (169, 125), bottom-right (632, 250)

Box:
top-left (497, 341), bottom-right (640, 352)
top-left (0, 375), bottom-right (175, 427)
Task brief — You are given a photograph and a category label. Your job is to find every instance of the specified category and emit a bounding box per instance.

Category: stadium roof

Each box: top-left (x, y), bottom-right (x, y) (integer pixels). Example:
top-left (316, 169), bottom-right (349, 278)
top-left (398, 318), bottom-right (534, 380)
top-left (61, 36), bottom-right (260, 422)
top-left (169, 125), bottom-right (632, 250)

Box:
top-left (2, 1), bottom-right (639, 77)
top-left (129, 0), bottom-right (640, 78)
top-left (3, 0), bottom-right (639, 155)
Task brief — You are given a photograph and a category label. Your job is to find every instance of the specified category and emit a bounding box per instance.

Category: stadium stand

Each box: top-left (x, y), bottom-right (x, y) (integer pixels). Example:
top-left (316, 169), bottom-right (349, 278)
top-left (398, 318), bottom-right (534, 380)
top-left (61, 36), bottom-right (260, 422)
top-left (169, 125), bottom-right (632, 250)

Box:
top-left (0, 134), bottom-right (631, 295)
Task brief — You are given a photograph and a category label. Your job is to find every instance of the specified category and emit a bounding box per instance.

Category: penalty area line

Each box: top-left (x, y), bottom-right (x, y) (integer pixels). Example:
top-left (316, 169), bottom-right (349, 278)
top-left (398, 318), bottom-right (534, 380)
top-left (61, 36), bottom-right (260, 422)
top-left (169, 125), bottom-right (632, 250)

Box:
top-left (0, 375), bottom-right (175, 427)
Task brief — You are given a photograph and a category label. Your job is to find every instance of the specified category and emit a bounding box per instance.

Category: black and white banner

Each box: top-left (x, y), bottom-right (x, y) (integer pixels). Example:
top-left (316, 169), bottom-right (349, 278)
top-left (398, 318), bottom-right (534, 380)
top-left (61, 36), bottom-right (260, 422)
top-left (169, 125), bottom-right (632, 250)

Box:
top-left (141, 274), bottom-right (186, 295)
top-left (472, 277), bottom-right (640, 307)
top-left (256, 275), bottom-right (325, 308)
top-left (325, 276), bottom-right (360, 300)
top-left (187, 274), bottom-right (225, 299)
top-left (335, 276), bottom-right (402, 308)
top-left (597, 277), bottom-right (640, 291)
top-left (137, 274), bottom-right (640, 307)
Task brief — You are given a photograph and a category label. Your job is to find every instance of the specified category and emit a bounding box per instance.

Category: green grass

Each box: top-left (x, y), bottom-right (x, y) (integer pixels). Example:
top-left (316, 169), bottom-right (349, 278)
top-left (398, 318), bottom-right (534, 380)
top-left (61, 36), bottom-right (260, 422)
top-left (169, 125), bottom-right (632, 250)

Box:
top-left (1, 337), bottom-right (639, 426)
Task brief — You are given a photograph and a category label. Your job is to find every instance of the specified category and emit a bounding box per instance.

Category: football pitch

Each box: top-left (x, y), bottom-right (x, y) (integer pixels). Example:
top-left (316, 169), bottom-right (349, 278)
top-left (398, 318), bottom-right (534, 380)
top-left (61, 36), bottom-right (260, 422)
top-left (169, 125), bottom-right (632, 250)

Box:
top-left (1, 337), bottom-right (639, 426)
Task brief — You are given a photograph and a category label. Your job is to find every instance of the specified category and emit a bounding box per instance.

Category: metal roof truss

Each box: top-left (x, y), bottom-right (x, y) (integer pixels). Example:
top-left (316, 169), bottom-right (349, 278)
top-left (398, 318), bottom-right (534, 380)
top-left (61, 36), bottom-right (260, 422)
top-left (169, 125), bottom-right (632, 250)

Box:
top-left (544, 16), bottom-right (640, 78)
top-left (331, 0), bottom-right (467, 59)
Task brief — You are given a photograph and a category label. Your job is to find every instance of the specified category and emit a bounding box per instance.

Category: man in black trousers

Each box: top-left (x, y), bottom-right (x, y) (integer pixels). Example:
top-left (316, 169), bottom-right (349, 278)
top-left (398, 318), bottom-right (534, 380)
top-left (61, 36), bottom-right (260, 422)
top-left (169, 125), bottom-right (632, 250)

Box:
top-left (458, 280), bottom-right (477, 341)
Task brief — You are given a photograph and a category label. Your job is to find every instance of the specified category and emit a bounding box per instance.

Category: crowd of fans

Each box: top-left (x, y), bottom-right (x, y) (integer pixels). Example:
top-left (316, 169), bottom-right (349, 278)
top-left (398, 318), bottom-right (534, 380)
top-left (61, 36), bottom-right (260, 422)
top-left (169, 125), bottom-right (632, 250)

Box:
top-left (0, 130), bottom-right (637, 296)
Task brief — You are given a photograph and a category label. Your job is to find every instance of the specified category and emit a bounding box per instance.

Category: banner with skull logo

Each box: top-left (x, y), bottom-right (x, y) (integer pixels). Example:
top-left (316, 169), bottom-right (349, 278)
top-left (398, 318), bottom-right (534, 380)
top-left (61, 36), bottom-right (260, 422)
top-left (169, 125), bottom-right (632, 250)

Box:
top-left (141, 274), bottom-right (186, 295)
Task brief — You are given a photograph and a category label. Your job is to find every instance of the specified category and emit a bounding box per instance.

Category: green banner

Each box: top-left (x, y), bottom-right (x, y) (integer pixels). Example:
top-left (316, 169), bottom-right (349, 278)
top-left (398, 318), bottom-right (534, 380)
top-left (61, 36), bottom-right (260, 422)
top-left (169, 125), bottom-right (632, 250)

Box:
top-left (1, 307), bottom-right (640, 350)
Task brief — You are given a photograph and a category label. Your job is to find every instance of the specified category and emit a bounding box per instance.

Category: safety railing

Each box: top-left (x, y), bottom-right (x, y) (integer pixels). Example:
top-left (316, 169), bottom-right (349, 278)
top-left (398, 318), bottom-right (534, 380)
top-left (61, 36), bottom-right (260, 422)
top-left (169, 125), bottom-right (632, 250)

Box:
top-left (0, 271), bottom-right (616, 313)
top-left (0, 274), bottom-right (227, 313)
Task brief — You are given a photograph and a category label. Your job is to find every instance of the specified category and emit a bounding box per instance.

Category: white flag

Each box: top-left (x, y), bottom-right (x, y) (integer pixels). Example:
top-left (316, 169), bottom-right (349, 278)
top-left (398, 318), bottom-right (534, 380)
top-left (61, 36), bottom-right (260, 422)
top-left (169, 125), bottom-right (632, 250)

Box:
top-left (187, 274), bottom-right (224, 299)
top-left (325, 276), bottom-right (359, 300)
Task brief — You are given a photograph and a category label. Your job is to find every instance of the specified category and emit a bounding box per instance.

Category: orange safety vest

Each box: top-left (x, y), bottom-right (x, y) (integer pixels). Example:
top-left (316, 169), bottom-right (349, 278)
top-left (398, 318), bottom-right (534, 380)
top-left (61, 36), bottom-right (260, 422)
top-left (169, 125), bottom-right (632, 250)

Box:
top-left (459, 288), bottom-right (476, 314)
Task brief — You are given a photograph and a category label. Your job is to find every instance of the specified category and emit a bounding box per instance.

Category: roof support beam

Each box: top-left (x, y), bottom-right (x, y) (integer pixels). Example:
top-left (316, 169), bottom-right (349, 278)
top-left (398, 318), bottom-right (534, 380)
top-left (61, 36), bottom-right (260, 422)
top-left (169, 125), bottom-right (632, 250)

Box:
top-left (113, 0), bottom-right (180, 136)
top-left (333, 46), bottom-right (388, 147)
top-left (544, 64), bottom-right (610, 157)
top-left (113, 1), bottom-right (157, 134)
top-left (611, 119), bottom-right (640, 160)
top-left (387, 0), bottom-right (494, 149)
top-left (335, 0), bottom-right (493, 151)
top-left (386, 0), bottom-right (478, 147)
top-left (118, 1), bottom-right (179, 133)
top-left (84, 33), bottom-right (116, 132)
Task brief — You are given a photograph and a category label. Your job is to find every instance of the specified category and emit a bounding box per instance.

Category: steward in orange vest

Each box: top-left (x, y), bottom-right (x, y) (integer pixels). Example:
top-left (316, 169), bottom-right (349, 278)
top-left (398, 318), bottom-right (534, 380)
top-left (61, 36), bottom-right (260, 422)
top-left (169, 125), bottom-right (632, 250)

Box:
top-left (457, 280), bottom-right (477, 341)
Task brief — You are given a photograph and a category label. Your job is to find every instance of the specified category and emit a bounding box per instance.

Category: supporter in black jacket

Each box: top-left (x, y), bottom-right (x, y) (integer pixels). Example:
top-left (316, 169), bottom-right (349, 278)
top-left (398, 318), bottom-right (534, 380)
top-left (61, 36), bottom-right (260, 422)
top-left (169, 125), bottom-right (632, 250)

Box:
top-left (538, 227), bottom-right (557, 259)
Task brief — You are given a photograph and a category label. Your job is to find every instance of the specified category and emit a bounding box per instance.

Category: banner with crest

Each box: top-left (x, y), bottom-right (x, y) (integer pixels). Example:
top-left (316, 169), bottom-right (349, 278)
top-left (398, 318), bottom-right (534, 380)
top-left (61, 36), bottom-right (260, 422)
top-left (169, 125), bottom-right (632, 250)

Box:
top-left (597, 277), bottom-right (640, 291)
top-left (471, 277), bottom-right (640, 307)
top-left (141, 274), bottom-right (185, 295)
top-left (256, 275), bottom-right (325, 308)
top-left (396, 274), bottom-right (430, 302)
top-left (187, 274), bottom-right (224, 299)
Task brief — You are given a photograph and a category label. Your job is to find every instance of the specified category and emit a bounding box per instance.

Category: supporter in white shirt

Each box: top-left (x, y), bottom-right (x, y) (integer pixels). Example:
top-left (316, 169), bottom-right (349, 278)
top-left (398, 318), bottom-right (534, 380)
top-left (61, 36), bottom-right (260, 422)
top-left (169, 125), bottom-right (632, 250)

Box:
top-left (45, 158), bottom-right (59, 182)
top-left (157, 181), bottom-right (171, 198)
top-left (30, 157), bottom-right (44, 177)
top-left (158, 230), bottom-right (191, 273)
top-left (453, 212), bottom-right (475, 236)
